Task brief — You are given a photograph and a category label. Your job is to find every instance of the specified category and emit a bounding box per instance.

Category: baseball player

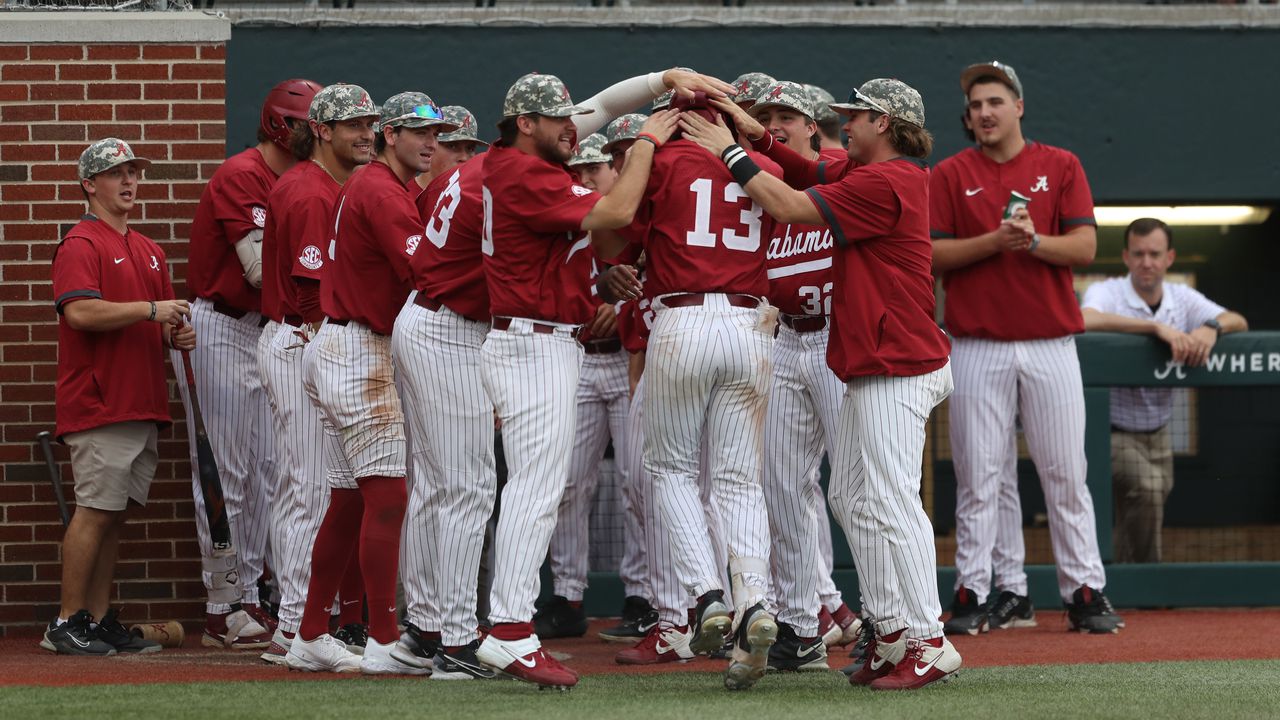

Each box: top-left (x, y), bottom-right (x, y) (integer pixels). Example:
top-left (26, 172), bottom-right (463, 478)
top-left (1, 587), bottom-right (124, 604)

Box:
top-left (256, 82), bottom-right (373, 664)
top-left (44, 139), bottom-right (193, 657)
top-left (1081, 218), bottom-right (1247, 562)
top-left (407, 105), bottom-right (484, 202)
top-left (731, 72), bottom-right (776, 110)
top-left (681, 79), bottom-right (964, 690)
top-left (391, 103), bottom-right (500, 680)
top-left (284, 90), bottom-right (456, 675)
top-left (538, 118), bottom-right (651, 641)
top-left (803, 84), bottom-right (846, 155)
top-left (743, 81), bottom-right (862, 673)
top-left (475, 68), bottom-right (727, 688)
top-left (930, 61), bottom-right (1122, 635)
top-left (179, 78), bottom-right (318, 648)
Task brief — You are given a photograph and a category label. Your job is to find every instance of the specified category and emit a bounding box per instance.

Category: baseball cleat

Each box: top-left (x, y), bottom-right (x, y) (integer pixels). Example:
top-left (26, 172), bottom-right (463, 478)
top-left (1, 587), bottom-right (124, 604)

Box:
top-left (532, 595), bottom-right (588, 639)
top-left (724, 602), bottom-right (778, 691)
top-left (869, 637), bottom-right (962, 691)
top-left (615, 622), bottom-right (695, 665)
top-left (987, 590), bottom-right (1037, 630)
top-left (95, 609), bottom-right (162, 654)
top-left (40, 610), bottom-right (117, 656)
top-left (203, 609), bottom-right (272, 649)
top-left (334, 622), bottom-right (368, 655)
top-left (598, 596), bottom-right (659, 643)
top-left (361, 637), bottom-right (431, 675)
top-left (831, 603), bottom-right (863, 646)
top-left (433, 640), bottom-right (498, 680)
top-left (848, 628), bottom-right (906, 686)
top-left (476, 631), bottom-right (578, 689)
top-left (1066, 586), bottom-right (1124, 634)
top-left (260, 628), bottom-right (292, 665)
top-left (390, 622), bottom-right (440, 669)
top-left (688, 590), bottom-right (732, 656)
top-left (284, 633), bottom-right (362, 673)
top-left (943, 587), bottom-right (989, 636)
top-left (767, 622), bottom-right (829, 673)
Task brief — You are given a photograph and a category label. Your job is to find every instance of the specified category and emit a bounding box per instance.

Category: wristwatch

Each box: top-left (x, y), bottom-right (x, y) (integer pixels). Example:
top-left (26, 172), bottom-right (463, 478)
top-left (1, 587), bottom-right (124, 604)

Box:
top-left (1202, 318), bottom-right (1222, 336)
top-left (1028, 233), bottom-right (1041, 253)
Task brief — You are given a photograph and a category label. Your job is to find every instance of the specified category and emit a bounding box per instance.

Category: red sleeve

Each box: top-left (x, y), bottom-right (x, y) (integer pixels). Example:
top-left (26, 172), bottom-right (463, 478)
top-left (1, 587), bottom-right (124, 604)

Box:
top-left (751, 133), bottom-right (850, 189)
top-left (296, 277), bottom-right (321, 320)
top-left (372, 192), bottom-right (425, 286)
top-left (805, 169), bottom-right (900, 246)
top-left (289, 193), bottom-right (335, 282)
top-left (214, 168), bottom-right (271, 243)
top-left (1058, 153), bottom-right (1096, 231)
top-left (517, 164), bottom-right (600, 235)
top-left (928, 162), bottom-right (958, 239)
top-left (52, 236), bottom-right (102, 314)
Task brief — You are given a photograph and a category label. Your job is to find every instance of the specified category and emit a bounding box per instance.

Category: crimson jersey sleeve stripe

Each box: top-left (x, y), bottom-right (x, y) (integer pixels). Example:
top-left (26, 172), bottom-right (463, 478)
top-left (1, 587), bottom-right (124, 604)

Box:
top-left (804, 188), bottom-right (847, 247)
top-left (931, 230), bottom-right (956, 239)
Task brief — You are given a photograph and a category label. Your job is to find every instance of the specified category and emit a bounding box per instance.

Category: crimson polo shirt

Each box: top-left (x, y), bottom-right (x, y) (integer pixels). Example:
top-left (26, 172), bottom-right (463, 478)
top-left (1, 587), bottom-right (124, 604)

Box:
top-left (52, 215), bottom-right (175, 438)
top-left (930, 142), bottom-right (1097, 341)
top-left (806, 157), bottom-right (951, 380)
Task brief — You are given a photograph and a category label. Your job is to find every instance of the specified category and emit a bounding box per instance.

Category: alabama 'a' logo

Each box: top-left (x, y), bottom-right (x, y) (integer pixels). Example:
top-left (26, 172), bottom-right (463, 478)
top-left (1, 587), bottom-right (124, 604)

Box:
top-left (766, 85), bottom-right (785, 101)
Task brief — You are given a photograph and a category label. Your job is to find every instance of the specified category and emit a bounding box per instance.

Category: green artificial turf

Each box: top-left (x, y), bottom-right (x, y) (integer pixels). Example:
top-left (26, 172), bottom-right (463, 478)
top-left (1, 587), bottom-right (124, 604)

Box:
top-left (4, 660), bottom-right (1279, 720)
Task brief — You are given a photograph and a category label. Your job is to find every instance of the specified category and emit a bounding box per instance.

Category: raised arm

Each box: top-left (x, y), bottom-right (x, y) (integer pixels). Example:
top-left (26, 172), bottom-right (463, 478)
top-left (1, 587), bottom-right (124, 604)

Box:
top-left (575, 69), bottom-right (735, 137)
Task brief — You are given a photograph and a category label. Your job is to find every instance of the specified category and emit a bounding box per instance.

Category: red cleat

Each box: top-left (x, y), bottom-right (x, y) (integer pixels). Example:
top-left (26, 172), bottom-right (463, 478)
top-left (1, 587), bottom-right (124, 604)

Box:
top-left (476, 631), bottom-right (578, 688)
top-left (870, 637), bottom-right (962, 690)
top-left (848, 628), bottom-right (906, 686)
top-left (616, 622), bottom-right (695, 665)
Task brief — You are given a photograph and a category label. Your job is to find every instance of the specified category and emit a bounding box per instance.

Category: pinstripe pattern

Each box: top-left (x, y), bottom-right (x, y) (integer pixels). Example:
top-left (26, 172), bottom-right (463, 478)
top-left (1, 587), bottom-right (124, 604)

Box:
top-left (829, 364), bottom-right (953, 640)
top-left (391, 298), bottom-right (495, 646)
top-left (480, 324), bottom-right (584, 624)
top-left (950, 336), bottom-right (1106, 603)
top-left (645, 295), bottom-right (773, 609)
top-left (302, 321), bottom-right (406, 487)
top-left (257, 320), bottom-right (331, 634)
top-left (763, 325), bottom-right (844, 636)
top-left (993, 472), bottom-right (1028, 595)
top-left (175, 298), bottom-right (277, 612)
top-left (550, 350), bottom-right (631, 602)
top-left (815, 479), bottom-right (843, 611)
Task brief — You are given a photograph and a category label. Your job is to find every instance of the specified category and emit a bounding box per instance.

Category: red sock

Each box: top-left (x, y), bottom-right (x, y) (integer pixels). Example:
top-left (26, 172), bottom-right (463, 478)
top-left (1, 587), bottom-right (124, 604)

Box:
top-left (357, 476), bottom-right (407, 644)
top-left (337, 553), bottom-right (364, 626)
top-left (298, 489), bottom-right (363, 641)
top-left (490, 621), bottom-right (534, 641)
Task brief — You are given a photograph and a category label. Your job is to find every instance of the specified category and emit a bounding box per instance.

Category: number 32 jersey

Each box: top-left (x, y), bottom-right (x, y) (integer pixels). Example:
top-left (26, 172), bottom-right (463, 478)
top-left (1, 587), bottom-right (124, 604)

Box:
top-left (637, 139), bottom-right (781, 298)
top-left (765, 221), bottom-right (833, 316)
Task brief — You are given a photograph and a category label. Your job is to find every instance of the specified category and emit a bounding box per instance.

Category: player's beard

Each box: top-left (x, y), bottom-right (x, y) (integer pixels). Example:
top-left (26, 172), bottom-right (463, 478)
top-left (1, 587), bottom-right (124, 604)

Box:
top-left (534, 130), bottom-right (572, 164)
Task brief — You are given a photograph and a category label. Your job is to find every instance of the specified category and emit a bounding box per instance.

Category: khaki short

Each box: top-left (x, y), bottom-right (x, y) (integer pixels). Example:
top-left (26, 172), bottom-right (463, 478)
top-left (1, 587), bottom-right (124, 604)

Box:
top-left (63, 421), bottom-right (159, 511)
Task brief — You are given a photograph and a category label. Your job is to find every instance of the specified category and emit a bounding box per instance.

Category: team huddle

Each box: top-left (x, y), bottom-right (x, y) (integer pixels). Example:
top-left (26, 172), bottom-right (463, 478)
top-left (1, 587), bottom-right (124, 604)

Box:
top-left (52, 60), bottom-right (1126, 693)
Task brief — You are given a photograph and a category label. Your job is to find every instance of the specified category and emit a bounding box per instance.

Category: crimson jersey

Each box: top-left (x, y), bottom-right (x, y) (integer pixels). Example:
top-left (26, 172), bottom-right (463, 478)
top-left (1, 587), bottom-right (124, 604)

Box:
top-left (411, 155), bottom-right (490, 322)
top-left (482, 143), bottom-right (599, 323)
top-left (261, 161), bottom-right (340, 323)
top-left (187, 148), bottom-right (277, 311)
top-left (617, 295), bottom-right (655, 354)
top-left (766, 221), bottom-right (834, 316)
top-left (320, 160), bottom-right (419, 335)
top-left (638, 139), bottom-right (780, 298)
top-left (930, 142), bottom-right (1096, 341)
top-left (807, 157), bottom-right (950, 380)
top-left (52, 216), bottom-right (174, 437)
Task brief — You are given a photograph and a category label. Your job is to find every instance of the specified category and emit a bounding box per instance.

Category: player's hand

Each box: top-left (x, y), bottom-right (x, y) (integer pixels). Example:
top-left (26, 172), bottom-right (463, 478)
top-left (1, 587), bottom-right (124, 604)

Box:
top-left (1154, 323), bottom-right (1195, 365)
top-left (638, 109), bottom-right (679, 146)
top-left (170, 322), bottom-right (197, 351)
top-left (602, 264), bottom-right (643, 301)
top-left (993, 221), bottom-right (1031, 252)
top-left (678, 110), bottom-right (736, 157)
top-left (709, 96), bottom-right (766, 142)
top-left (588, 303), bottom-right (618, 339)
top-left (1186, 326), bottom-right (1218, 367)
top-left (1007, 207), bottom-right (1036, 240)
top-left (152, 299), bottom-right (191, 325)
top-left (661, 68), bottom-right (736, 101)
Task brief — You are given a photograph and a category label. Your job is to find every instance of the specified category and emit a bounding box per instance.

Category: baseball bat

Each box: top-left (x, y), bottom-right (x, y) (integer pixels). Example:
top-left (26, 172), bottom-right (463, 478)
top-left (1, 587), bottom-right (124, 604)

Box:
top-left (36, 430), bottom-right (71, 528)
top-left (179, 348), bottom-right (234, 552)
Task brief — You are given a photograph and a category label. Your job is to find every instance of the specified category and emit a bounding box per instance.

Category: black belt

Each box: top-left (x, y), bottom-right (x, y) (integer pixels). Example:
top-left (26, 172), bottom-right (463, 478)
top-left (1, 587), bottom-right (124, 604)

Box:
top-left (326, 317), bottom-right (387, 337)
top-left (662, 293), bottom-right (760, 309)
top-left (282, 314), bottom-right (303, 326)
top-left (211, 301), bottom-right (268, 327)
top-left (780, 314), bottom-right (828, 333)
top-left (582, 338), bottom-right (623, 355)
top-left (413, 294), bottom-right (443, 312)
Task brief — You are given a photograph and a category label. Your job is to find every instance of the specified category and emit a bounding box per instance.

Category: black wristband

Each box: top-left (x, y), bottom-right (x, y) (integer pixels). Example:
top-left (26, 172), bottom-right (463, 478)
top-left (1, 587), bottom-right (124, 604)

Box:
top-left (721, 144), bottom-right (761, 187)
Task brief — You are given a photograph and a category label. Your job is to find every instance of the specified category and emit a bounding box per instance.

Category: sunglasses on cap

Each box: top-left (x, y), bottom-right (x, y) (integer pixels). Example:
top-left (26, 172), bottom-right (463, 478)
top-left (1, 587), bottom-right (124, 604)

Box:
top-left (386, 104), bottom-right (445, 124)
top-left (846, 88), bottom-right (891, 117)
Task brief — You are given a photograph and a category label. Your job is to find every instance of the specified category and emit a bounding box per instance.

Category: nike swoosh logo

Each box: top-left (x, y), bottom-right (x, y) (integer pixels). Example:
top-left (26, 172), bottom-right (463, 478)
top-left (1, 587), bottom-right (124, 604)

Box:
top-left (114, 257), bottom-right (126, 264)
top-left (796, 644), bottom-right (819, 658)
top-left (69, 634), bottom-right (88, 648)
top-left (655, 640), bottom-right (673, 654)
top-left (914, 655), bottom-right (942, 677)
top-left (964, 188), bottom-right (983, 196)
top-left (503, 647), bottom-right (537, 668)
top-left (342, 600), bottom-right (360, 606)
top-left (869, 653), bottom-right (888, 670)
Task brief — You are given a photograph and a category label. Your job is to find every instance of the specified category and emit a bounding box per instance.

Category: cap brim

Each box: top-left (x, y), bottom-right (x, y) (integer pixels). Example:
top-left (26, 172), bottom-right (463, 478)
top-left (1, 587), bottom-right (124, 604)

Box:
top-left (601, 137), bottom-right (638, 154)
top-left (540, 105), bottom-right (595, 118)
top-left (961, 64), bottom-right (1016, 95)
top-left (829, 101), bottom-right (876, 117)
top-left (397, 118), bottom-right (461, 131)
top-left (439, 132), bottom-right (488, 146)
top-left (85, 156), bottom-right (152, 179)
top-left (567, 156), bottom-right (609, 167)
top-left (748, 100), bottom-right (813, 119)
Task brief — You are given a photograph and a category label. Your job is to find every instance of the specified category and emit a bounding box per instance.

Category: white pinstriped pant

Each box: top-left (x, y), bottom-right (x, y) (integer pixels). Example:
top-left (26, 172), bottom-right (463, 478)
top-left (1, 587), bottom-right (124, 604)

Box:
top-left (830, 364), bottom-right (953, 640)
top-left (763, 324), bottom-right (845, 637)
top-left (257, 320), bottom-right (330, 634)
top-left (645, 295), bottom-right (774, 609)
top-left (549, 349), bottom-right (636, 602)
top-left (949, 336), bottom-right (1107, 603)
top-left (629, 374), bottom-right (730, 626)
top-left (480, 321), bottom-right (584, 625)
top-left (392, 298), bottom-right (493, 645)
top-left (175, 298), bottom-right (276, 613)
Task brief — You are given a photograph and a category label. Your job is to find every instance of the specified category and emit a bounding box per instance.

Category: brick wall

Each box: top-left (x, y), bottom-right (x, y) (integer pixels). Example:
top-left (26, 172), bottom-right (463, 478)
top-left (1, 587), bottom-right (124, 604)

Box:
top-left (0, 41), bottom-right (227, 636)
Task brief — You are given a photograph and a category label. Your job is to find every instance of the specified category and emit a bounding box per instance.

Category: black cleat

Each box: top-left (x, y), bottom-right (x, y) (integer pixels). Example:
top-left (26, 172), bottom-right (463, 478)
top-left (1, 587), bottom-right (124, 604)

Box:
top-left (433, 639), bottom-right (498, 680)
top-left (39, 610), bottom-right (117, 656)
top-left (1066, 586), bottom-right (1123, 634)
top-left (532, 595), bottom-right (588, 639)
top-left (390, 622), bottom-right (439, 670)
top-left (987, 590), bottom-right (1037, 629)
top-left (767, 622), bottom-right (829, 673)
top-left (688, 590), bottom-right (732, 656)
top-left (943, 587), bottom-right (990, 636)
top-left (724, 602), bottom-right (777, 691)
top-left (95, 608), bottom-right (162, 653)
top-left (334, 623), bottom-right (368, 654)
top-left (598, 596), bottom-right (659, 643)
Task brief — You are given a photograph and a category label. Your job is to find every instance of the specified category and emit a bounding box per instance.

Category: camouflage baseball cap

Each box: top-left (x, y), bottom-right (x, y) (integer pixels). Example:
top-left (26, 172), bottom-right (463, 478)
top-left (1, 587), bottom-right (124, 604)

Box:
top-left (78, 137), bottom-right (151, 180)
top-left (830, 78), bottom-right (926, 128)
top-left (804, 84), bottom-right (839, 124)
top-left (749, 81), bottom-right (815, 120)
top-left (731, 72), bottom-right (777, 107)
top-left (567, 133), bottom-right (610, 167)
top-left (437, 106), bottom-right (489, 146)
top-left (378, 92), bottom-right (457, 131)
top-left (961, 60), bottom-right (1023, 99)
top-left (602, 113), bottom-right (647, 153)
top-left (309, 83), bottom-right (380, 124)
top-left (502, 73), bottom-right (594, 119)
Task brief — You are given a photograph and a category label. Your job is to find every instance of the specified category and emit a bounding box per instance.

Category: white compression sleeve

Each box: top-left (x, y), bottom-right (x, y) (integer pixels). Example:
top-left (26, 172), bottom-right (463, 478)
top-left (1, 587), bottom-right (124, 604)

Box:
top-left (573, 71), bottom-right (668, 137)
top-left (234, 228), bottom-right (264, 289)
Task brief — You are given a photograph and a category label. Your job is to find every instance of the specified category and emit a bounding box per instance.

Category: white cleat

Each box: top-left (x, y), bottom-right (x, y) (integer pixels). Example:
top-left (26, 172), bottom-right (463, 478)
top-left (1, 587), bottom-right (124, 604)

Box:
top-left (362, 637), bottom-right (431, 676)
top-left (284, 634), bottom-right (362, 673)
top-left (260, 628), bottom-right (293, 666)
